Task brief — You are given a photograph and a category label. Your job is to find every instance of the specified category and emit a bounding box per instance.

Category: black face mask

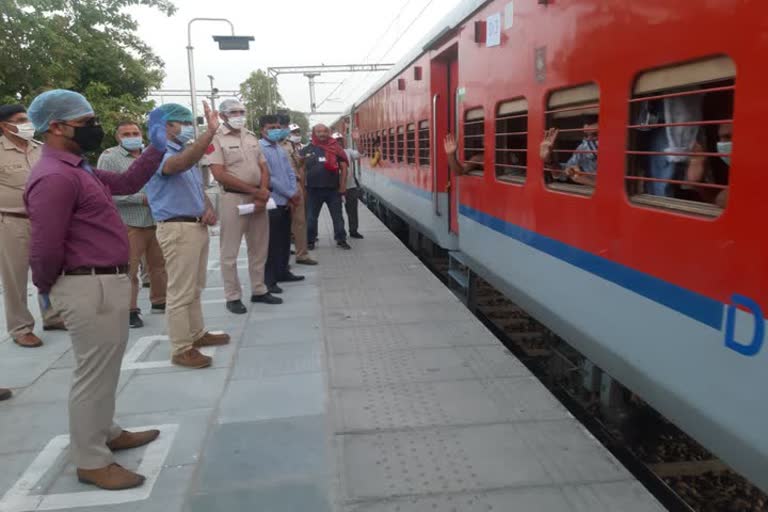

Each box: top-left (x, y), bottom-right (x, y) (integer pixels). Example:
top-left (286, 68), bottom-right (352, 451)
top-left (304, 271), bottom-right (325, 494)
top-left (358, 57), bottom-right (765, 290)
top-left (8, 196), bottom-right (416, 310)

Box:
top-left (65, 123), bottom-right (105, 152)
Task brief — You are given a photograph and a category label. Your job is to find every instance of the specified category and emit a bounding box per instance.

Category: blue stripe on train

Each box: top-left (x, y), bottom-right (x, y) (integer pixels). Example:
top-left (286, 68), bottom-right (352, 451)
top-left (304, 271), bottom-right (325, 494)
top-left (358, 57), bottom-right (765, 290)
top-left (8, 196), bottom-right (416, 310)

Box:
top-left (458, 204), bottom-right (725, 331)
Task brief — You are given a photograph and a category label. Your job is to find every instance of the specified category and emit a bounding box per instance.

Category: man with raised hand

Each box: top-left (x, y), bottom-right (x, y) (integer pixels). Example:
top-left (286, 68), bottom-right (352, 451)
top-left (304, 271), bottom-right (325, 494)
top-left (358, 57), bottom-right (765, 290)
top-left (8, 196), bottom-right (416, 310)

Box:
top-left (25, 89), bottom-right (168, 490)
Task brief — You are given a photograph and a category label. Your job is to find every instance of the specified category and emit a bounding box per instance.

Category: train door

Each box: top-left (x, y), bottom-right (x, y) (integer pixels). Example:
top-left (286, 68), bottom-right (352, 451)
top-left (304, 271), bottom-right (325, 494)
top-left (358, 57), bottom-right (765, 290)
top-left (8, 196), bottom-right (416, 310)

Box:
top-left (430, 45), bottom-right (460, 235)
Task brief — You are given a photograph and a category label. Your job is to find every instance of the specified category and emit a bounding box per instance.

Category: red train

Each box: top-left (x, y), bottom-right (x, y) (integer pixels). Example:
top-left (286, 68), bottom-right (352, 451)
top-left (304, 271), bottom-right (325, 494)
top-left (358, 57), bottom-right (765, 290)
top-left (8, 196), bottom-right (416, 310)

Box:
top-left (335, 0), bottom-right (768, 494)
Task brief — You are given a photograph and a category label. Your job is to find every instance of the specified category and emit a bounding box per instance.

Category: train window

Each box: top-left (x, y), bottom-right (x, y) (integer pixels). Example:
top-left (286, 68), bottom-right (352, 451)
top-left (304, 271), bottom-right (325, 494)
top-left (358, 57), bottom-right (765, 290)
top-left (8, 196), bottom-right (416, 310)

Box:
top-left (406, 124), bottom-right (416, 164)
top-left (626, 56), bottom-right (735, 217)
top-left (387, 128), bottom-right (394, 161)
top-left (463, 108), bottom-right (485, 176)
top-left (543, 83), bottom-right (600, 196)
top-left (396, 126), bottom-right (405, 163)
top-left (418, 120), bottom-right (430, 166)
top-left (495, 98), bottom-right (528, 184)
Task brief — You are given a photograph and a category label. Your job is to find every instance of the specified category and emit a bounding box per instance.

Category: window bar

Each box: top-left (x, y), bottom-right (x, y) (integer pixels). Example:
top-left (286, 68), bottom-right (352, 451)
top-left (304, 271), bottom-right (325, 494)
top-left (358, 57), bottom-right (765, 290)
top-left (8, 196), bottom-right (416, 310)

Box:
top-left (628, 85), bottom-right (735, 104)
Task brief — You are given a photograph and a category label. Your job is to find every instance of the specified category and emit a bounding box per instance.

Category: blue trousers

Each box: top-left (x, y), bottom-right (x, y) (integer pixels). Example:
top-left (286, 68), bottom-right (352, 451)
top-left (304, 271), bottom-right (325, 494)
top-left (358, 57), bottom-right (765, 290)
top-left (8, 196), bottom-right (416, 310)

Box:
top-left (306, 187), bottom-right (346, 243)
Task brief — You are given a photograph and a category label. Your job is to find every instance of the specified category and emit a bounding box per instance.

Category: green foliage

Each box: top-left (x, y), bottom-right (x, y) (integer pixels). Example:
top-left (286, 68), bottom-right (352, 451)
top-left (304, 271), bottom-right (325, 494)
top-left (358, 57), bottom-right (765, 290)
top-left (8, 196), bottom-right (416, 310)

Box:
top-left (84, 82), bottom-right (156, 151)
top-left (239, 70), bottom-right (283, 129)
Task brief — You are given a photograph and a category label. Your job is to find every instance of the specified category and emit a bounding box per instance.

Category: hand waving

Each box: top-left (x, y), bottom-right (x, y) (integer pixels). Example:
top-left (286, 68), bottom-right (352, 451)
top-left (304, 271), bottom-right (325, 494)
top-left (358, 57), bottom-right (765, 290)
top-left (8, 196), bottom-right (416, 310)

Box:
top-left (443, 133), bottom-right (458, 155)
top-left (147, 107), bottom-right (169, 151)
top-left (540, 128), bottom-right (559, 162)
top-left (203, 100), bottom-right (219, 134)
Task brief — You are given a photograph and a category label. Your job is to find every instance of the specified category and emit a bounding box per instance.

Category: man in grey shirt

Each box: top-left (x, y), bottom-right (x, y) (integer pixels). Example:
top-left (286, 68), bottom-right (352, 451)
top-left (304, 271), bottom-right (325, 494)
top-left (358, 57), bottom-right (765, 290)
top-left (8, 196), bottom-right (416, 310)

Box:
top-left (97, 120), bottom-right (167, 328)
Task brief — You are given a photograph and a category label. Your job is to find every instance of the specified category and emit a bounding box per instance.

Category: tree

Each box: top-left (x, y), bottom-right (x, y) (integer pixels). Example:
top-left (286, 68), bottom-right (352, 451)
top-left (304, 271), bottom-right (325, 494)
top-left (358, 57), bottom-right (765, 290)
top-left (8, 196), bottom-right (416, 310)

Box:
top-left (239, 70), bottom-right (283, 130)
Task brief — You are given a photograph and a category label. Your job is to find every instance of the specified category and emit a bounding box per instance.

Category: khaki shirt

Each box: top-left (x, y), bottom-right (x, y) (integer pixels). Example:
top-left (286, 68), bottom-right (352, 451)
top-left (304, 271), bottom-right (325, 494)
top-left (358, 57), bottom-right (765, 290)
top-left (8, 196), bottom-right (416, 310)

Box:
top-left (280, 140), bottom-right (304, 182)
top-left (0, 135), bottom-right (41, 213)
top-left (208, 125), bottom-right (265, 187)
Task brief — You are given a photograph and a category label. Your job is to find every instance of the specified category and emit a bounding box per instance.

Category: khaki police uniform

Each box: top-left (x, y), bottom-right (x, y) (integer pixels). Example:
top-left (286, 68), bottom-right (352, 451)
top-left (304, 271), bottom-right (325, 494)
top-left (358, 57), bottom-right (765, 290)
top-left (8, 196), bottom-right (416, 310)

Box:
top-left (209, 125), bottom-right (270, 301)
top-left (0, 135), bottom-right (61, 338)
top-left (281, 139), bottom-right (310, 261)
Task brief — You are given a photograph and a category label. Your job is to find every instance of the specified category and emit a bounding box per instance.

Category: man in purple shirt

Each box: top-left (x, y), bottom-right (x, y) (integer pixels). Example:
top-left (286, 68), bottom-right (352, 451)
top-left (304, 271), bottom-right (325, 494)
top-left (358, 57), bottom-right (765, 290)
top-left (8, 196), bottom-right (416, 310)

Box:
top-left (24, 89), bottom-right (168, 491)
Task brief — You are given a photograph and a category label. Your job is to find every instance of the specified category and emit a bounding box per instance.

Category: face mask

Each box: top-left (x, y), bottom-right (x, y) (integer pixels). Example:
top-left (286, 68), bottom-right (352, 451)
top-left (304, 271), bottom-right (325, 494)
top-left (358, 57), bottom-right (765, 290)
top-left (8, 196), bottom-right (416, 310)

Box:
top-left (120, 136), bottom-right (144, 151)
top-left (227, 116), bottom-right (246, 130)
top-left (717, 141), bottom-right (732, 165)
top-left (176, 125), bottom-right (195, 145)
top-left (289, 135), bottom-right (301, 144)
top-left (10, 122), bottom-right (35, 141)
top-left (67, 123), bottom-right (105, 152)
top-left (266, 128), bottom-right (283, 142)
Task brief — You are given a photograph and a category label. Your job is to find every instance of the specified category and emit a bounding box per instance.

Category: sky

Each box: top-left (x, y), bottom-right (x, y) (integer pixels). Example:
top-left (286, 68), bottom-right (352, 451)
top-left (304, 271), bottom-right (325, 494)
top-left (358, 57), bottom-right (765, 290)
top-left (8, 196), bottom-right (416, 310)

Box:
top-left (130, 0), bottom-right (465, 125)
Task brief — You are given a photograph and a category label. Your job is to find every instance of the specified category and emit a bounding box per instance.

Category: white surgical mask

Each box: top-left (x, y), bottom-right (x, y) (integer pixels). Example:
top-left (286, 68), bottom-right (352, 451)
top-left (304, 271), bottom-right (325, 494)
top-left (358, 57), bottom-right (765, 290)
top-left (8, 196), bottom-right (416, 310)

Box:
top-left (289, 135), bottom-right (301, 143)
top-left (716, 141), bottom-right (732, 166)
top-left (227, 116), bottom-right (246, 130)
top-left (11, 122), bottom-right (36, 141)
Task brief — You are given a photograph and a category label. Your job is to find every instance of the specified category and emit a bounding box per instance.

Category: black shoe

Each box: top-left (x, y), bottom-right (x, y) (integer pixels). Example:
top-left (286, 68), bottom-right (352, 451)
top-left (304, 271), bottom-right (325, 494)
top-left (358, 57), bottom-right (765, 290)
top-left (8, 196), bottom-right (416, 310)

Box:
top-left (350, 232), bottom-right (364, 239)
top-left (251, 293), bottom-right (283, 305)
top-left (278, 273), bottom-right (305, 283)
top-left (142, 282), bottom-right (151, 288)
top-left (151, 303), bottom-right (165, 314)
top-left (226, 300), bottom-right (247, 315)
top-left (129, 310), bottom-right (144, 329)
top-left (0, 388), bottom-right (11, 401)
top-left (290, 249), bottom-right (296, 255)
top-left (337, 240), bottom-right (352, 250)
top-left (268, 284), bottom-right (283, 294)
top-left (307, 242), bottom-right (315, 250)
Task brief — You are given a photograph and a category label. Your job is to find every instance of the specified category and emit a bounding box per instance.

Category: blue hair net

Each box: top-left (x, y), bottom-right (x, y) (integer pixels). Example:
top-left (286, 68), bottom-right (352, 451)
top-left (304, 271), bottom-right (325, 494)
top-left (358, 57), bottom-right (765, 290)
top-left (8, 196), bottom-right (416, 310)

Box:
top-left (157, 103), bottom-right (193, 123)
top-left (28, 89), bottom-right (95, 133)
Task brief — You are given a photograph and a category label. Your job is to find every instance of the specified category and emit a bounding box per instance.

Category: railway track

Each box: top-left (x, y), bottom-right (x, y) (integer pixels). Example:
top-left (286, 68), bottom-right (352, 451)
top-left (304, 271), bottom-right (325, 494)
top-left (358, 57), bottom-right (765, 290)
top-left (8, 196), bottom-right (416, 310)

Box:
top-left (421, 249), bottom-right (766, 512)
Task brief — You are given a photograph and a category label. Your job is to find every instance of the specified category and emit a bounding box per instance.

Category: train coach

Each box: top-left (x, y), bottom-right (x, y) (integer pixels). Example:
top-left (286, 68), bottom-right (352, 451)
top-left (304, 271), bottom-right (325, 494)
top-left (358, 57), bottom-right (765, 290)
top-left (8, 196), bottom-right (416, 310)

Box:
top-left (334, 0), bottom-right (768, 495)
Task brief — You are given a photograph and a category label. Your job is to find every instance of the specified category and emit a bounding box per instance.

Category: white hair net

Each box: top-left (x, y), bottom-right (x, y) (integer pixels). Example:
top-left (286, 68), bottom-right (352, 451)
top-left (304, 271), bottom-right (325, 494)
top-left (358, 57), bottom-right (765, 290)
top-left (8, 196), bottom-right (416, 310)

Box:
top-left (28, 89), bottom-right (94, 133)
top-left (219, 99), bottom-right (246, 114)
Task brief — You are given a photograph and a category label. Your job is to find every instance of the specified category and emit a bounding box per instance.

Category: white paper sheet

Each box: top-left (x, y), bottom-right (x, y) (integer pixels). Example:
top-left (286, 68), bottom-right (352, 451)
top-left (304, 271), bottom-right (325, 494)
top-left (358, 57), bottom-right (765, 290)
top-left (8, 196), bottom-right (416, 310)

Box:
top-left (237, 197), bottom-right (277, 216)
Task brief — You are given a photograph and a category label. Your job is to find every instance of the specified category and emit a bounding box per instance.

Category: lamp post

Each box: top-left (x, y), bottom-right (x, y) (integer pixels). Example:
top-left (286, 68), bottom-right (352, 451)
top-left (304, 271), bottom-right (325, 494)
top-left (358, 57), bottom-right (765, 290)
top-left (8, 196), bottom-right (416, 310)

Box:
top-left (186, 18), bottom-right (253, 135)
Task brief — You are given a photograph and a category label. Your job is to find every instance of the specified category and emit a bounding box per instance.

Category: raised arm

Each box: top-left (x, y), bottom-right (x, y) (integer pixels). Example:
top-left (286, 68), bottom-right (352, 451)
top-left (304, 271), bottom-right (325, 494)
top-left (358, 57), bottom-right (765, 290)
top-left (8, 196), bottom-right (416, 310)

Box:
top-left (94, 145), bottom-right (165, 196)
top-left (443, 133), bottom-right (482, 175)
top-left (161, 101), bottom-right (220, 176)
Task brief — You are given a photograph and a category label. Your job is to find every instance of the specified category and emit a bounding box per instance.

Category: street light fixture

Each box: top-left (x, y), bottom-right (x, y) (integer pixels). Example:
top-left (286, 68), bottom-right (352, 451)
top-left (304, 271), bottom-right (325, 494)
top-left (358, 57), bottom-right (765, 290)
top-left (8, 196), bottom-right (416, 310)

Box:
top-left (186, 18), bottom-right (253, 135)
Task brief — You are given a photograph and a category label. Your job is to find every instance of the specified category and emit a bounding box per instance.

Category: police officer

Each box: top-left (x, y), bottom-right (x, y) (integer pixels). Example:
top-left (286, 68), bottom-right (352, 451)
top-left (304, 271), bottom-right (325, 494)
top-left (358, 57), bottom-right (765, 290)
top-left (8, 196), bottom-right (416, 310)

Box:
top-left (280, 120), bottom-right (316, 266)
top-left (209, 99), bottom-right (281, 314)
top-left (0, 104), bottom-right (65, 349)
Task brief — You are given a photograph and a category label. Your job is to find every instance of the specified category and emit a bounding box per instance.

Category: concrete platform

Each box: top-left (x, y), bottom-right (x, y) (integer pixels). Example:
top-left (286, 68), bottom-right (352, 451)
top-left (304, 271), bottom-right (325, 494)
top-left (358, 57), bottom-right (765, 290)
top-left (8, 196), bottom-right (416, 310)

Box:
top-left (0, 204), bottom-right (665, 511)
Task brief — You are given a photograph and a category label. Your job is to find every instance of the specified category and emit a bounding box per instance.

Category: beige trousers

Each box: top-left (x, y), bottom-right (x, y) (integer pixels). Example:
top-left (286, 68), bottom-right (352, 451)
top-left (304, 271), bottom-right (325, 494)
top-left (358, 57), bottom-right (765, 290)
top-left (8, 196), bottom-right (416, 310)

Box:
top-left (127, 226), bottom-right (167, 310)
top-left (219, 192), bottom-right (269, 301)
top-left (0, 213), bottom-right (61, 337)
top-left (50, 274), bottom-right (127, 469)
top-left (291, 185), bottom-right (309, 260)
top-left (156, 222), bottom-right (209, 356)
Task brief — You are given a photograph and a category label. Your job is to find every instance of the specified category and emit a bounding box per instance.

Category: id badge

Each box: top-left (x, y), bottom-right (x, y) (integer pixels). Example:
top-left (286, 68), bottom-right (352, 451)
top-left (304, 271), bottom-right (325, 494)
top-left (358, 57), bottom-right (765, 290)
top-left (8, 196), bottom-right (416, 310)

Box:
top-left (318, 156), bottom-right (327, 163)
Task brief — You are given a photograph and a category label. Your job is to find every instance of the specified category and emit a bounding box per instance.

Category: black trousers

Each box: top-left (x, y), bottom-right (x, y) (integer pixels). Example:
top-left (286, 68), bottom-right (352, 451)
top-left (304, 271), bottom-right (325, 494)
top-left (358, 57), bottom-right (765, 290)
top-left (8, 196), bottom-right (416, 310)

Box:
top-left (307, 187), bottom-right (346, 243)
top-left (344, 187), bottom-right (360, 235)
top-left (265, 206), bottom-right (292, 287)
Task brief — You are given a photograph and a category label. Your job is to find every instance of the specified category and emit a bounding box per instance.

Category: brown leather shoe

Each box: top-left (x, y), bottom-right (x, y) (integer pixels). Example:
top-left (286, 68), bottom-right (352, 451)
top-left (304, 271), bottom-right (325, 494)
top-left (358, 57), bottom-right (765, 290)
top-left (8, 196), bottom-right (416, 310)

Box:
top-left (13, 333), bottom-right (43, 348)
top-left (107, 429), bottom-right (160, 451)
top-left (77, 463), bottom-right (145, 490)
top-left (0, 388), bottom-right (11, 401)
top-left (43, 321), bottom-right (67, 331)
top-left (171, 347), bottom-right (212, 369)
top-left (193, 331), bottom-right (230, 348)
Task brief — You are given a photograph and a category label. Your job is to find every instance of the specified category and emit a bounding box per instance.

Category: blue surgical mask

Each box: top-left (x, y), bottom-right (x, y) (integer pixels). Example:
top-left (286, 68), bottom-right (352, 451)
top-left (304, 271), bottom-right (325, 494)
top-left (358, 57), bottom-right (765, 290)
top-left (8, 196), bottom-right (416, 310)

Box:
top-left (716, 141), bottom-right (732, 165)
top-left (266, 128), bottom-right (283, 142)
top-left (120, 136), bottom-right (144, 151)
top-left (176, 125), bottom-right (195, 145)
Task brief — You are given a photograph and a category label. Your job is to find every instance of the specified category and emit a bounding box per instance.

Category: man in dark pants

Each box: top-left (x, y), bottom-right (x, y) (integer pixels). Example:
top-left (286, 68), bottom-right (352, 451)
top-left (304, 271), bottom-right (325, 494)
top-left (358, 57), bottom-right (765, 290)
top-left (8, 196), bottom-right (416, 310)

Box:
top-left (302, 124), bottom-right (350, 250)
top-left (332, 132), bottom-right (363, 239)
top-left (259, 115), bottom-right (303, 294)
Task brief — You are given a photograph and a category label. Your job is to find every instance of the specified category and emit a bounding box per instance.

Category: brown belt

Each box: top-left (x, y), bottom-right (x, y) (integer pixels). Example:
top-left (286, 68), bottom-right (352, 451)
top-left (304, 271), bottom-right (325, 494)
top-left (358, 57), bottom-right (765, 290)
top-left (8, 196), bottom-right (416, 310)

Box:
top-left (0, 211), bottom-right (28, 219)
top-left (223, 187), bottom-right (252, 194)
top-left (63, 265), bottom-right (129, 276)
top-left (158, 216), bottom-right (202, 223)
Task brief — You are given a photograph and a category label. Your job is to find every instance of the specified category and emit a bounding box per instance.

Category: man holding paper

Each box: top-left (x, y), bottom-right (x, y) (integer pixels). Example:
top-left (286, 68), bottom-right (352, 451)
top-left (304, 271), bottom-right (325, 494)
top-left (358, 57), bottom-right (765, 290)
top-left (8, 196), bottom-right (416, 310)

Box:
top-left (209, 100), bottom-right (280, 314)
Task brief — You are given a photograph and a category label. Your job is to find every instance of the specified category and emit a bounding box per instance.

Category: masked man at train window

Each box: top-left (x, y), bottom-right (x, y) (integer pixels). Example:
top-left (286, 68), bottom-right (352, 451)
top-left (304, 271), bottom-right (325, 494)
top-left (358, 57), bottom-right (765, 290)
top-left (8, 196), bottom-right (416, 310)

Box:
top-left (259, 114), bottom-right (305, 294)
top-left (0, 104), bottom-right (66, 351)
top-left (24, 89), bottom-right (170, 490)
top-left (98, 121), bottom-right (167, 329)
top-left (301, 124), bottom-right (351, 250)
top-left (539, 115), bottom-right (600, 185)
top-left (209, 99), bottom-right (282, 315)
top-left (332, 131), bottom-right (364, 239)
top-left (144, 102), bottom-right (230, 370)
top-left (281, 119), bottom-right (317, 266)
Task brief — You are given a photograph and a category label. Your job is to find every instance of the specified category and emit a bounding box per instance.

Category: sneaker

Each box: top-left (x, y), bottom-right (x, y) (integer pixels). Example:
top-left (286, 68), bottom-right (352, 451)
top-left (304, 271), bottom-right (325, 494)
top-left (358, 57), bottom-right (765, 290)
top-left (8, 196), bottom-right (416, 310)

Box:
top-left (129, 310), bottom-right (143, 329)
top-left (336, 240), bottom-right (352, 250)
top-left (150, 303), bottom-right (165, 314)
top-left (142, 282), bottom-right (151, 289)
top-left (350, 232), bottom-right (364, 239)
top-left (295, 258), bottom-right (318, 266)
top-left (251, 293), bottom-right (283, 305)
top-left (77, 463), bottom-right (145, 490)
top-left (194, 332), bottom-right (230, 347)
top-left (307, 242), bottom-right (315, 250)
top-left (226, 300), bottom-right (247, 314)
top-left (171, 347), bottom-right (212, 369)
top-left (278, 272), bottom-right (305, 283)
top-left (268, 284), bottom-right (283, 294)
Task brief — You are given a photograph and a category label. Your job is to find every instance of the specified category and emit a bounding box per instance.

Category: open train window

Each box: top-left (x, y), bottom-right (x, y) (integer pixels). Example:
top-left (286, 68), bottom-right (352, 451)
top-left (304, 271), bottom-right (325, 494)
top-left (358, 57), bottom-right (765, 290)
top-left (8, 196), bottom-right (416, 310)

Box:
top-left (626, 56), bottom-right (734, 217)
top-left (495, 98), bottom-right (528, 184)
top-left (387, 128), bottom-right (394, 161)
top-left (463, 108), bottom-right (485, 176)
top-left (406, 124), bottom-right (416, 164)
top-left (543, 83), bottom-right (600, 196)
top-left (418, 120), bottom-right (430, 166)
top-left (396, 126), bottom-right (405, 163)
